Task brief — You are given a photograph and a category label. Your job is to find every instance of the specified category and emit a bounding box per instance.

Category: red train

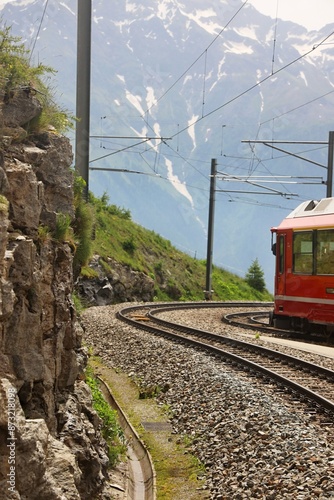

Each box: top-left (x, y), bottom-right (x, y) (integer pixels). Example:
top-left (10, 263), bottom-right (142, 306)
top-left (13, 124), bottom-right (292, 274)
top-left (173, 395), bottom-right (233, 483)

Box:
top-left (270, 197), bottom-right (334, 335)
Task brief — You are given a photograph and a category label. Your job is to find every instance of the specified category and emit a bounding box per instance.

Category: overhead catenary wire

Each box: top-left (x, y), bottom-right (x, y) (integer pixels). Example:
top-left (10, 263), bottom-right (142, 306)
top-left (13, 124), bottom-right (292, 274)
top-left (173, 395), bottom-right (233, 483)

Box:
top-left (14, 0), bottom-right (329, 212)
top-left (202, 49), bottom-right (208, 117)
top-left (260, 88), bottom-right (334, 126)
top-left (142, 0), bottom-right (250, 117)
top-left (94, 4), bottom-right (334, 201)
top-left (271, 0), bottom-right (279, 74)
top-left (29, 0), bottom-right (49, 61)
top-left (170, 29), bottom-right (334, 140)
top-left (88, 4), bottom-right (333, 208)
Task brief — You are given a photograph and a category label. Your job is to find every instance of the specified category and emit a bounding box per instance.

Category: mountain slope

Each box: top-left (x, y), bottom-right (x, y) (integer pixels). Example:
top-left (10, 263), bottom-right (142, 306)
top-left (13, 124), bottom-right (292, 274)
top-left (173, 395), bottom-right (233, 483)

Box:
top-left (77, 194), bottom-right (273, 303)
top-left (2, 0), bottom-right (334, 291)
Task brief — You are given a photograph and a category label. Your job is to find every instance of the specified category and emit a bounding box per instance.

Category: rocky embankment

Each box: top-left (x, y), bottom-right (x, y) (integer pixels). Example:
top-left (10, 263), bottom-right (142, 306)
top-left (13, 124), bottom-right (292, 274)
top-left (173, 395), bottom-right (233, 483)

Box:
top-left (0, 90), bottom-right (109, 499)
top-left (76, 254), bottom-right (155, 306)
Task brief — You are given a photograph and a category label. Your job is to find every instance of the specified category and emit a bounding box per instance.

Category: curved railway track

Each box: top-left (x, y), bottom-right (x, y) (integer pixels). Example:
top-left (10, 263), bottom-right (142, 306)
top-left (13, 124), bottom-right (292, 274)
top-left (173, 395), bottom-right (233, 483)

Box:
top-left (117, 302), bottom-right (334, 419)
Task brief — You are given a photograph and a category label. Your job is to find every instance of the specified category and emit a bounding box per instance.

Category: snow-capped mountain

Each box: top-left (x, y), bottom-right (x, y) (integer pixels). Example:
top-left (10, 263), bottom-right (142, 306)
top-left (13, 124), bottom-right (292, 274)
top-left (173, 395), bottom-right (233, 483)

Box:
top-left (2, 0), bottom-right (334, 290)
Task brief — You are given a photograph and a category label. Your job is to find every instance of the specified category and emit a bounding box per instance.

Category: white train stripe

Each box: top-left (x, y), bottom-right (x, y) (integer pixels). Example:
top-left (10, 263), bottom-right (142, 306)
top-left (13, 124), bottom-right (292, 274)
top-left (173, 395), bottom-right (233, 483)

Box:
top-left (275, 295), bottom-right (334, 305)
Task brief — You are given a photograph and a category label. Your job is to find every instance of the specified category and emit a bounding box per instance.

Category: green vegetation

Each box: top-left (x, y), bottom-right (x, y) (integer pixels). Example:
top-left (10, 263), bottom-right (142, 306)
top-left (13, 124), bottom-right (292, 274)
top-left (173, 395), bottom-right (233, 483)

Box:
top-left (85, 192), bottom-right (272, 302)
top-left (85, 365), bottom-right (126, 466)
top-left (89, 357), bottom-right (209, 499)
top-left (0, 194), bottom-right (9, 213)
top-left (37, 224), bottom-right (51, 243)
top-left (245, 258), bottom-right (266, 293)
top-left (54, 212), bottom-right (72, 241)
top-left (72, 176), bottom-right (95, 277)
top-left (0, 25), bottom-right (73, 133)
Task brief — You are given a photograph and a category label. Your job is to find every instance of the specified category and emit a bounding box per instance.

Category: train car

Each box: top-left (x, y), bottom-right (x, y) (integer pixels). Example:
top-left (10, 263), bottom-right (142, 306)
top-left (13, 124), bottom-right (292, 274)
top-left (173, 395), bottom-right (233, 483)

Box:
top-left (270, 197), bottom-right (334, 335)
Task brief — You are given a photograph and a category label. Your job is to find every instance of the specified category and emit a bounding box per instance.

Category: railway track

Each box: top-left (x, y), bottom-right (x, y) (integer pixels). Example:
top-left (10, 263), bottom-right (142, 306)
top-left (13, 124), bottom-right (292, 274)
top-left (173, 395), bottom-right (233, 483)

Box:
top-left (223, 308), bottom-right (334, 343)
top-left (117, 302), bottom-right (334, 420)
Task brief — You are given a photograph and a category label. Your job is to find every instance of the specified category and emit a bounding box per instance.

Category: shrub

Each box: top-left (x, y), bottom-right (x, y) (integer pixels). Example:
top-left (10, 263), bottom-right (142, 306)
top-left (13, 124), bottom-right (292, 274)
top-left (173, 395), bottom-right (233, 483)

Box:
top-left (0, 195), bottom-right (9, 213)
top-left (85, 366), bottom-right (125, 466)
top-left (37, 224), bottom-right (51, 243)
top-left (73, 200), bottom-right (94, 266)
top-left (122, 237), bottom-right (136, 255)
top-left (54, 212), bottom-right (72, 241)
top-left (89, 192), bottom-right (131, 219)
top-left (72, 292), bottom-right (85, 315)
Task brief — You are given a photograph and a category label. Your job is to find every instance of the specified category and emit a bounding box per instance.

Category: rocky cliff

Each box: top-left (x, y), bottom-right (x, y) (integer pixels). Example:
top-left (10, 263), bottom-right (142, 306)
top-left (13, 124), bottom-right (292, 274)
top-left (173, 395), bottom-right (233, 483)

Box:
top-left (0, 90), bottom-right (109, 499)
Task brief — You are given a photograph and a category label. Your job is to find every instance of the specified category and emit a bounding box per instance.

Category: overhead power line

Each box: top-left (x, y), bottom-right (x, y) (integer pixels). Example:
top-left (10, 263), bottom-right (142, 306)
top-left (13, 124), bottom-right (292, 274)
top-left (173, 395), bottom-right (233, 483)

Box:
top-left (260, 88), bottom-right (334, 126)
top-left (171, 29), bottom-right (334, 139)
top-left (142, 0), bottom-right (250, 117)
top-left (30, 0), bottom-right (49, 61)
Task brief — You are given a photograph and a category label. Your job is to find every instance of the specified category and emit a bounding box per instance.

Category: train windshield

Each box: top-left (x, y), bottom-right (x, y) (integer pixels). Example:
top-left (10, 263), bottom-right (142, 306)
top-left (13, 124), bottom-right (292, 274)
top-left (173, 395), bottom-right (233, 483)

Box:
top-left (293, 231), bottom-right (313, 274)
top-left (293, 229), bottom-right (334, 275)
top-left (316, 229), bottom-right (334, 275)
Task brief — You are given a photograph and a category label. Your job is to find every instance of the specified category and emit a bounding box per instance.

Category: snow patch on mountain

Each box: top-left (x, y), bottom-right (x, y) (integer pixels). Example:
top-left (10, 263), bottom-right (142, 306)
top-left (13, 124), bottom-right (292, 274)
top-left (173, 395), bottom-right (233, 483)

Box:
top-left (188, 115), bottom-right (198, 150)
top-left (60, 2), bottom-right (75, 17)
top-left (165, 158), bottom-right (194, 205)
top-left (126, 90), bottom-right (145, 115)
top-left (0, 0), bottom-right (34, 8)
top-left (299, 71), bottom-right (308, 86)
top-left (146, 87), bottom-right (156, 110)
top-left (179, 7), bottom-right (222, 35)
top-left (224, 40), bottom-right (253, 55)
top-left (233, 26), bottom-right (259, 41)
top-left (117, 75), bottom-right (126, 84)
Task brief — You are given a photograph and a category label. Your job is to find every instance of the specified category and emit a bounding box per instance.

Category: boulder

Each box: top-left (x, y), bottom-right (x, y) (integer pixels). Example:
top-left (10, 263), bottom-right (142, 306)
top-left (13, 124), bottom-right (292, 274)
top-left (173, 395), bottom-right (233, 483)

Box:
top-left (2, 89), bottom-right (42, 128)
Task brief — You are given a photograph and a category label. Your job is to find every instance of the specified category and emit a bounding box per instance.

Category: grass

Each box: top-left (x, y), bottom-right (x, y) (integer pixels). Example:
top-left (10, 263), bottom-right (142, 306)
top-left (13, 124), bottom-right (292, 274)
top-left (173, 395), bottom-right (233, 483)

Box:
top-left (88, 356), bottom-right (210, 499)
top-left (85, 192), bottom-right (273, 302)
top-left (0, 195), bottom-right (9, 214)
top-left (85, 364), bottom-right (126, 466)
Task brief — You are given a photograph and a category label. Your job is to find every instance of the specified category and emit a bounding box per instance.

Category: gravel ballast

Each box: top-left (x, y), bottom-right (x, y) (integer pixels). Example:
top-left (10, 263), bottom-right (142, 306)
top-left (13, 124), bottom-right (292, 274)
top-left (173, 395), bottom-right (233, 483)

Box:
top-left (81, 304), bottom-right (334, 499)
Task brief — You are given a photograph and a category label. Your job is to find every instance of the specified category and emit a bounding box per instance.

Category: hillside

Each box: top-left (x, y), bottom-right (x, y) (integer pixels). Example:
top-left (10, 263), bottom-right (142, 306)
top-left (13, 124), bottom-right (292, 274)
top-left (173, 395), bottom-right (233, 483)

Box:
top-left (76, 192), bottom-right (273, 305)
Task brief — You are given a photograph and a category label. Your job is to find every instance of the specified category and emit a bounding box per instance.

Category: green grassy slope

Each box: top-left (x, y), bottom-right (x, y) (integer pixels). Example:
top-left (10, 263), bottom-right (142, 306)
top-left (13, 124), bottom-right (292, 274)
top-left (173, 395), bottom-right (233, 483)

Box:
top-left (83, 194), bottom-right (273, 302)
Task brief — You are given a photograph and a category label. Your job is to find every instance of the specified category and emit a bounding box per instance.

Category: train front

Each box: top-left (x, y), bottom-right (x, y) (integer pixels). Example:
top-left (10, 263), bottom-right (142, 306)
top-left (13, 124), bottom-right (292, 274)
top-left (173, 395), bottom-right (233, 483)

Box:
top-left (270, 198), bottom-right (334, 335)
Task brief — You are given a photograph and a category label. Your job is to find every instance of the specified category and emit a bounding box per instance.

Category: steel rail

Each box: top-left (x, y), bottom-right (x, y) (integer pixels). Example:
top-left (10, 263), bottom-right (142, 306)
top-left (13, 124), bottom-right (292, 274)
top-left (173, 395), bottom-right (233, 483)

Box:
top-left (117, 303), bottom-right (334, 415)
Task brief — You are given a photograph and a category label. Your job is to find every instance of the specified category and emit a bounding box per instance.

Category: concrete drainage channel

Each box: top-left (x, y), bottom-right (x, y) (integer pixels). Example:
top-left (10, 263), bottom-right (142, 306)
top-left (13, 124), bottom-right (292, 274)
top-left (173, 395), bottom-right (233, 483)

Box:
top-left (98, 376), bottom-right (156, 500)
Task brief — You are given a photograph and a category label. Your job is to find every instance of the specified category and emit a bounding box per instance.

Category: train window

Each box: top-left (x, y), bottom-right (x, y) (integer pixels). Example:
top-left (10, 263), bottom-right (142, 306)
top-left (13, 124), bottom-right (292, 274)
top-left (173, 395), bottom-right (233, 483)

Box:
top-left (316, 229), bottom-right (334, 275)
top-left (293, 231), bottom-right (313, 274)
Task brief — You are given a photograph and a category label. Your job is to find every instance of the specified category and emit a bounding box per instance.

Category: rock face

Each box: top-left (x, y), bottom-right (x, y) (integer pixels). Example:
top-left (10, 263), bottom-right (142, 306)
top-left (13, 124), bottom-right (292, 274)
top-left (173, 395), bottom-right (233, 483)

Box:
top-left (76, 254), bottom-right (155, 306)
top-left (0, 91), bottom-right (108, 499)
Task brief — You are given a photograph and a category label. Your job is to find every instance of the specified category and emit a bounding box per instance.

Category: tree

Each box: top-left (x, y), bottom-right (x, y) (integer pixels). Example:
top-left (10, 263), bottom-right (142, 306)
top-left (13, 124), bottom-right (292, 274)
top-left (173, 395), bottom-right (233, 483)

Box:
top-left (245, 258), bottom-right (266, 292)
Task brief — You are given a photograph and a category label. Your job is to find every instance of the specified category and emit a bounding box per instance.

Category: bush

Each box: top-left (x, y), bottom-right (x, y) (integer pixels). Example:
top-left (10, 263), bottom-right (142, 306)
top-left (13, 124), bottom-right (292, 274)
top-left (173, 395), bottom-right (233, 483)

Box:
top-left (54, 212), bottom-right (72, 241)
top-left (122, 237), bottom-right (136, 255)
top-left (85, 367), bottom-right (125, 466)
top-left (89, 192), bottom-right (131, 219)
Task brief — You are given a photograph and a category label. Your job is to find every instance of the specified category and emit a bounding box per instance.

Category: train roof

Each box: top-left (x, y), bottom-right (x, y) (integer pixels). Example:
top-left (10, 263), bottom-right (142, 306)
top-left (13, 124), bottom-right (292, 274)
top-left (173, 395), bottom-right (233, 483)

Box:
top-left (272, 197), bottom-right (334, 231)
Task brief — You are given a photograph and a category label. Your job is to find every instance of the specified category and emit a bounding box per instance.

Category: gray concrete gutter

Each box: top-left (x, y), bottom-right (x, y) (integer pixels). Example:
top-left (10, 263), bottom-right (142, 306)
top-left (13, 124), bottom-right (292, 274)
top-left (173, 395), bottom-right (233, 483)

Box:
top-left (98, 376), bottom-right (156, 500)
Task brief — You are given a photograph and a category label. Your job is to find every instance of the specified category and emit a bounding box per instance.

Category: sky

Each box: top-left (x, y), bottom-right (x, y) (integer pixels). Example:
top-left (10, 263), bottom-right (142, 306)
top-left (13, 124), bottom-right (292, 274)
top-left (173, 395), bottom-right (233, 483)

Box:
top-left (248, 0), bottom-right (333, 31)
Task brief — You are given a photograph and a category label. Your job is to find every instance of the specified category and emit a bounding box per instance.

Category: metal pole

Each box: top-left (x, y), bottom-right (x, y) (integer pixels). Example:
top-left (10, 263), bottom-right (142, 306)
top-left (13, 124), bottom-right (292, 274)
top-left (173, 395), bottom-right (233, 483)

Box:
top-left (75, 0), bottom-right (92, 199)
top-left (327, 131), bottom-right (334, 198)
top-left (205, 158), bottom-right (217, 300)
